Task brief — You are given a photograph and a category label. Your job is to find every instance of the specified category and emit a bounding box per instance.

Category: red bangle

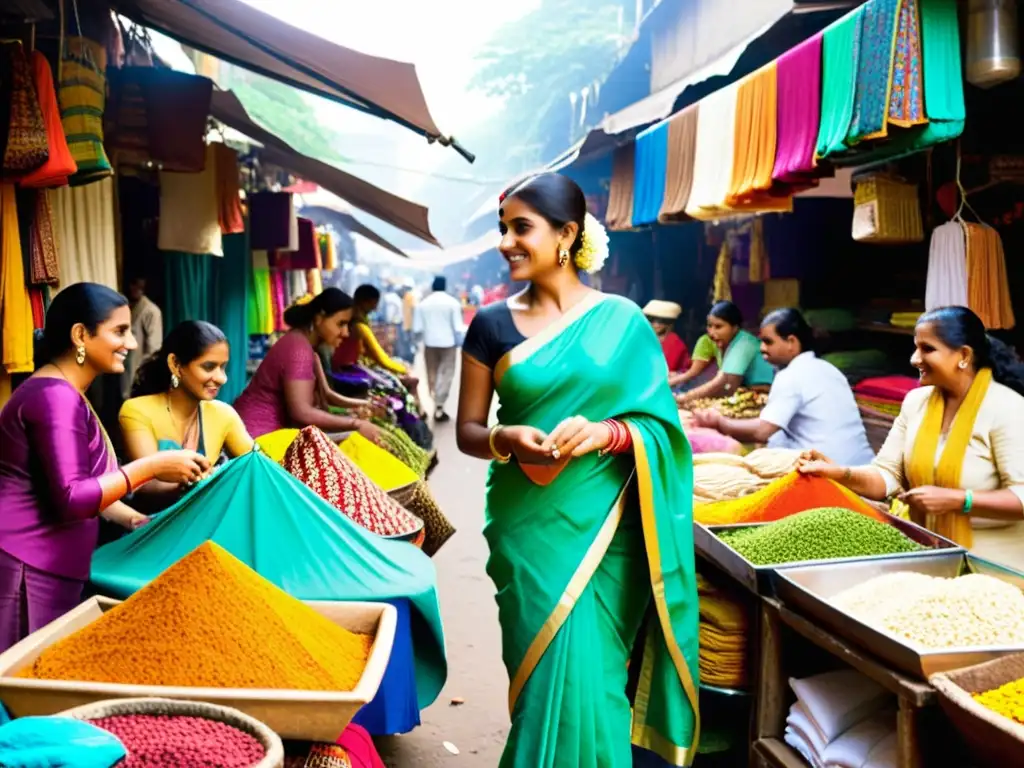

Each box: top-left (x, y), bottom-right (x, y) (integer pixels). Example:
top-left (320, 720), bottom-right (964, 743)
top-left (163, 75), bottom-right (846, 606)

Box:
top-left (601, 419), bottom-right (632, 456)
top-left (120, 467), bottom-right (134, 494)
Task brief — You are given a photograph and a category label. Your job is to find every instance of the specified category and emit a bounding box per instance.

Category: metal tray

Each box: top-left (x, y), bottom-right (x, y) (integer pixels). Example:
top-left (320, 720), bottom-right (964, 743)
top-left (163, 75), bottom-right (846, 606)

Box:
top-left (774, 553), bottom-right (1024, 679)
top-left (693, 513), bottom-right (963, 596)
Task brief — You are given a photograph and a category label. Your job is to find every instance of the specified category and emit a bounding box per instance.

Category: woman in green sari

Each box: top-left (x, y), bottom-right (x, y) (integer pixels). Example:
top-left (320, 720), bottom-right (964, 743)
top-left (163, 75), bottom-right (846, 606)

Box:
top-left (457, 173), bottom-right (700, 767)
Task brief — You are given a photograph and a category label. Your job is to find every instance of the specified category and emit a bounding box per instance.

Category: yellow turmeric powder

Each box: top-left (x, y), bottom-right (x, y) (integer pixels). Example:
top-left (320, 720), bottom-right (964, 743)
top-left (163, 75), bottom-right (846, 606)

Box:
top-left (19, 542), bottom-right (372, 691)
top-left (974, 677), bottom-right (1024, 725)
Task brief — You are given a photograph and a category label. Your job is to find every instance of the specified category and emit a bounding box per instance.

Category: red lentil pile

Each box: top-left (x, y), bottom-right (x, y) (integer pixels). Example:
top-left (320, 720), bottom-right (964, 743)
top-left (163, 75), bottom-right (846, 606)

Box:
top-left (91, 714), bottom-right (265, 767)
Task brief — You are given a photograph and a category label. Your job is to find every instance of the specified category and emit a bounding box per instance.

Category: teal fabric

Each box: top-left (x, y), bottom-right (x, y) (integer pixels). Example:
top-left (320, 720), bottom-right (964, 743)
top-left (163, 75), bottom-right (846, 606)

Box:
top-left (0, 717), bottom-right (125, 768)
top-left (721, 330), bottom-right (774, 386)
top-left (162, 251), bottom-right (212, 331)
top-left (89, 451), bottom-right (446, 709)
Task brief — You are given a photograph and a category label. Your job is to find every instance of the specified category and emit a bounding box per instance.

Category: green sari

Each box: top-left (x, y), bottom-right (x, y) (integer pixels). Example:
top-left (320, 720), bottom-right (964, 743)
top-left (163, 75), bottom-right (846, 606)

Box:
top-left (486, 293), bottom-right (699, 767)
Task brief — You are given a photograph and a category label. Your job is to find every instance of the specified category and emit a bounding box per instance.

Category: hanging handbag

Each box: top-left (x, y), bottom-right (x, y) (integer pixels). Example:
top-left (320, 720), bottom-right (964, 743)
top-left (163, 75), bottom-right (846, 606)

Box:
top-left (59, 36), bottom-right (112, 185)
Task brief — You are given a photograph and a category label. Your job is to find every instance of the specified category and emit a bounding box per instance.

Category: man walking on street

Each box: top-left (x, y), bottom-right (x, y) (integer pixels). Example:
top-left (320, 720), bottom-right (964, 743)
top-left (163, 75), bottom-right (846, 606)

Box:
top-left (414, 275), bottom-right (463, 422)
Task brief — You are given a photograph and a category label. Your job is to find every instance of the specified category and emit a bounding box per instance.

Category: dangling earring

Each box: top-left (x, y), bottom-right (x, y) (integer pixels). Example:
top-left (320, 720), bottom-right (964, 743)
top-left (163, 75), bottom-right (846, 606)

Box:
top-left (75, 345), bottom-right (86, 365)
top-left (558, 248), bottom-right (570, 268)
top-left (171, 373), bottom-right (180, 389)
top-left (958, 360), bottom-right (968, 370)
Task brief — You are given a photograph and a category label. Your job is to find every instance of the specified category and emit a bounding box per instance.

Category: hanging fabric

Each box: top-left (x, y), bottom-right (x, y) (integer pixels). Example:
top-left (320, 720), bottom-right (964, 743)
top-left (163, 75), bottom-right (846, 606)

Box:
top-left (214, 143), bottom-right (245, 234)
top-left (271, 269), bottom-right (287, 331)
top-left (846, 0), bottom-right (903, 144)
top-left (158, 144), bottom-right (223, 256)
top-left (20, 51), bottom-right (77, 188)
top-left (712, 238), bottom-right (732, 302)
top-left (283, 217), bottom-right (323, 270)
top-left (319, 230), bottom-right (338, 271)
top-left (212, 232), bottom-right (251, 403)
top-left (658, 104), bottom-right (698, 222)
top-left (0, 43), bottom-right (48, 178)
top-left (51, 176), bottom-right (118, 290)
top-left (631, 120), bottom-right (670, 226)
top-left (772, 33), bottom-right (823, 185)
top-left (748, 218), bottom-right (770, 283)
top-left (29, 189), bottom-right (60, 286)
top-left (144, 69), bottom-right (213, 173)
top-left (248, 249), bottom-right (273, 337)
top-left (250, 191), bottom-right (298, 250)
top-left (924, 221), bottom-right (968, 310)
top-left (605, 143), bottom-right (636, 231)
top-left (162, 251), bottom-right (213, 330)
top-left (964, 223), bottom-right (1015, 330)
top-left (59, 37), bottom-right (113, 185)
top-left (816, 6), bottom-right (865, 159)
top-left (0, 183), bottom-right (34, 373)
top-left (686, 83), bottom-right (740, 220)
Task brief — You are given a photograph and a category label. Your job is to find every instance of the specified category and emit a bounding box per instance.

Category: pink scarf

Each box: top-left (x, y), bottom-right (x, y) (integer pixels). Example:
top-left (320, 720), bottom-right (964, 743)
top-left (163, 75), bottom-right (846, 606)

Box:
top-left (772, 33), bottom-right (823, 185)
top-left (336, 724), bottom-right (385, 768)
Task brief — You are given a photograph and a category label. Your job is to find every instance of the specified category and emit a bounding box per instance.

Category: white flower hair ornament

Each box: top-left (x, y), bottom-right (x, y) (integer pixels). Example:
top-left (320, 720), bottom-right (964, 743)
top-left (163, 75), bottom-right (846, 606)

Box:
top-left (574, 213), bottom-right (609, 274)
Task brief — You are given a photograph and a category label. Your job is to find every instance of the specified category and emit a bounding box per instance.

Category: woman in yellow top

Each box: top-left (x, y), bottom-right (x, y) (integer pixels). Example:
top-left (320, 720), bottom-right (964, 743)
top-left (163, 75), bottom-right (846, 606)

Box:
top-left (800, 307), bottom-right (1024, 556)
top-left (120, 321), bottom-right (254, 512)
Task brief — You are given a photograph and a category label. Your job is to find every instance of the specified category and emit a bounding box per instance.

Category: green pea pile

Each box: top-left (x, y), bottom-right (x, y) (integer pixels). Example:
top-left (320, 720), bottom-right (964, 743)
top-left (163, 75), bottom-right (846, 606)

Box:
top-left (717, 507), bottom-right (924, 566)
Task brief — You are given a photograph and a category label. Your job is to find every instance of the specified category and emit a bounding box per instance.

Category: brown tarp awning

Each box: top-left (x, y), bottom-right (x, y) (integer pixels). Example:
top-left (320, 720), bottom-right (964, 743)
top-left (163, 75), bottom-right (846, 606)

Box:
top-left (210, 89), bottom-right (439, 247)
top-left (114, 0), bottom-right (464, 156)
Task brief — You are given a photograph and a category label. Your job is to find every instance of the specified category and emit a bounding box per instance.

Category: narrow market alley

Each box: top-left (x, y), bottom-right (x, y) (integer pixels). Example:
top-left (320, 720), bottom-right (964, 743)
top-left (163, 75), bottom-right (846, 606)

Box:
top-left (377, 369), bottom-right (508, 767)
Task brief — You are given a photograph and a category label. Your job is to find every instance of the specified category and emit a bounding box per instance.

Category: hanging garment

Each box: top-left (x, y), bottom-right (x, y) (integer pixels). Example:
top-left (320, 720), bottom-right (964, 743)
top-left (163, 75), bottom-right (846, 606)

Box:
top-left (816, 6), bottom-right (865, 159)
top-left (846, 0), bottom-right (903, 144)
top-left (29, 286), bottom-right (45, 329)
top-left (59, 37), bottom-right (112, 185)
top-left (162, 251), bottom-right (213, 330)
top-left (685, 82), bottom-right (740, 220)
top-left (320, 230), bottom-right (338, 271)
top-left (0, 43), bottom-right (48, 178)
top-left (887, 0), bottom-right (927, 128)
top-left (285, 217), bottom-right (323, 270)
top-left (51, 176), bottom-right (118, 291)
top-left (211, 232), bottom-right (251, 404)
top-left (20, 51), bottom-right (76, 188)
top-left (213, 143), bottom-right (244, 234)
top-left (924, 221), bottom-right (968, 310)
top-left (657, 105), bottom-right (698, 222)
top-left (605, 143), bottom-right (636, 231)
top-left (631, 120), bottom-right (670, 227)
top-left (0, 183), bottom-right (34, 373)
top-left (271, 269), bottom-right (287, 331)
top-left (29, 190), bottom-right (60, 286)
top-left (964, 222), bottom-right (1015, 330)
top-left (158, 144), bottom-right (223, 256)
top-left (247, 249), bottom-right (273, 336)
top-left (307, 269), bottom-right (323, 296)
top-left (772, 33), bottom-right (823, 185)
top-left (250, 191), bottom-right (298, 250)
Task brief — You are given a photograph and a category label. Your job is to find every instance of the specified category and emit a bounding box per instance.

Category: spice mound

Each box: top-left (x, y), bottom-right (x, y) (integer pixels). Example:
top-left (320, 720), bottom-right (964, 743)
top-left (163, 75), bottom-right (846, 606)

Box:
top-left (833, 572), bottom-right (1024, 649)
top-left (90, 714), bottom-right (265, 767)
top-left (974, 677), bottom-right (1024, 725)
top-left (18, 542), bottom-right (373, 690)
top-left (717, 507), bottom-right (922, 565)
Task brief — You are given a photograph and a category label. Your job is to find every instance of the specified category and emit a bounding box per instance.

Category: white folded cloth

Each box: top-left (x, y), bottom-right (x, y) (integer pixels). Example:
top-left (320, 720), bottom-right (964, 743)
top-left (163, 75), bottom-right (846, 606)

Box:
top-left (821, 709), bottom-right (896, 768)
top-left (790, 671), bottom-right (891, 743)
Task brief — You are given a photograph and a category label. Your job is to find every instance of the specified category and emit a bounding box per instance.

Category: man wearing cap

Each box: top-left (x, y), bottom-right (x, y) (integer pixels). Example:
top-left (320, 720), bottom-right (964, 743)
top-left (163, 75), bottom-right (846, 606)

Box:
top-left (643, 300), bottom-right (691, 381)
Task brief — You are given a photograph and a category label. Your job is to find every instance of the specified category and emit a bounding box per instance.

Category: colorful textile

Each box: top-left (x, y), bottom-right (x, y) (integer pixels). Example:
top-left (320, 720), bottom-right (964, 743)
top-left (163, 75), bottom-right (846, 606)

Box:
top-left (158, 144), bottom-right (223, 256)
top-left (248, 249), bottom-right (273, 336)
top-left (772, 33), bottom-right (822, 184)
top-left (658, 105), bottom-right (698, 222)
top-left (336, 723), bottom-right (387, 767)
top-left (161, 251), bottom-right (212, 330)
top-left (888, 0), bottom-right (926, 127)
top-left (50, 177), bottom-right (118, 290)
top-left (925, 221), bottom-right (968, 310)
top-left (339, 432), bottom-right (419, 492)
top-left (58, 37), bottom-right (112, 185)
top-left (0, 714), bottom-right (126, 768)
top-left (847, 0), bottom-right (902, 144)
top-left (964, 222), bottom-right (1015, 331)
top-left (631, 120), bottom-right (669, 226)
top-left (0, 43), bottom-right (47, 177)
top-left (816, 6), bottom-right (864, 158)
top-left (727, 63), bottom-right (791, 212)
top-left (212, 232), bottom-right (252, 403)
top-left (214, 142), bottom-right (245, 234)
top-left (20, 51), bottom-right (76, 188)
top-left (854, 376), bottom-right (919, 401)
top-left (605, 143), bottom-right (636, 231)
top-left (28, 190), bottom-right (60, 286)
top-left (486, 293), bottom-right (698, 765)
top-left (90, 450), bottom-right (447, 709)
top-left (254, 428), bottom-right (299, 462)
top-left (387, 480), bottom-right (452, 557)
top-left (282, 426), bottom-right (424, 540)
top-left (685, 83), bottom-right (739, 220)
top-left (0, 183), bottom-right (33, 373)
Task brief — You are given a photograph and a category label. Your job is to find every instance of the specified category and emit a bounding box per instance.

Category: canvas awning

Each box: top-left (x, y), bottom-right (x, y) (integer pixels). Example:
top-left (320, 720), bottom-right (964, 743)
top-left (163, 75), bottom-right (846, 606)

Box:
top-left (209, 89), bottom-right (440, 247)
top-left (113, 0), bottom-right (472, 161)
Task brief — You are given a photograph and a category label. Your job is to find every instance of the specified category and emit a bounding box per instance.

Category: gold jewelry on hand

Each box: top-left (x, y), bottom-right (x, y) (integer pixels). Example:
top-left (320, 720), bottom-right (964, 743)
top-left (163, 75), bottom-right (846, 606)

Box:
top-left (489, 425), bottom-right (512, 463)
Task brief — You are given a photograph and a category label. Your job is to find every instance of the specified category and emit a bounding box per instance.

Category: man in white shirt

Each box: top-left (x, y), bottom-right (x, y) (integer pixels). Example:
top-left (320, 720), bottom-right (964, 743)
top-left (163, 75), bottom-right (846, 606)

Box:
top-left (694, 308), bottom-right (874, 465)
top-left (121, 277), bottom-right (163, 399)
top-left (414, 276), bottom-right (464, 422)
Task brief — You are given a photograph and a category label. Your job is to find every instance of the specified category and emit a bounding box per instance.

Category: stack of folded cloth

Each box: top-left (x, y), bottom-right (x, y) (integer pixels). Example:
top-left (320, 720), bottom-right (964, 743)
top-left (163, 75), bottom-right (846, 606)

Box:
top-left (785, 670), bottom-right (897, 768)
top-left (697, 570), bottom-right (754, 689)
top-left (853, 376), bottom-right (919, 425)
top-left (889, 311), bottom-right (921, 329)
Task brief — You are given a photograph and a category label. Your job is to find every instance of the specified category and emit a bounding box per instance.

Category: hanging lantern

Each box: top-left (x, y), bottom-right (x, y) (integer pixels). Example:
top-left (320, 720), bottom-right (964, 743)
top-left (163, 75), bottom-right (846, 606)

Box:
top-left (966, 0), bottom-right (1021, 88)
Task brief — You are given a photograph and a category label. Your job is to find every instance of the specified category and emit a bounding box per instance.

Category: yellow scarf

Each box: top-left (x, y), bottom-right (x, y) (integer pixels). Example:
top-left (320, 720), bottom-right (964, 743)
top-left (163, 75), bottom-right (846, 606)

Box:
top-left (906, 368), bottom-right (993, 547)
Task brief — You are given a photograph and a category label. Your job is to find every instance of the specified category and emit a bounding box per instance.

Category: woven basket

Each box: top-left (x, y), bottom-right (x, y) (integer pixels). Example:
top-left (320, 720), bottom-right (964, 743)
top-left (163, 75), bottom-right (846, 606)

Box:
top-left (930, 654), bottom-right (1024, 766)
top-left (59, 697), bottom-right (284, 768)
top-left (852, 175), bottom-right (924, 244)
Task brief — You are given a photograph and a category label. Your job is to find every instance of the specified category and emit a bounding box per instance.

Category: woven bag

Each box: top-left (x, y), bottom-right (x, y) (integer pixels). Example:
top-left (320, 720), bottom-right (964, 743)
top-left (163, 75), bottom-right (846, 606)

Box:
top-left (389, 480), bottom-right (455, 557)
top-left (852, 174), bottom-right (924, 244)
top-left (59, 697), bottom-right (284, 768)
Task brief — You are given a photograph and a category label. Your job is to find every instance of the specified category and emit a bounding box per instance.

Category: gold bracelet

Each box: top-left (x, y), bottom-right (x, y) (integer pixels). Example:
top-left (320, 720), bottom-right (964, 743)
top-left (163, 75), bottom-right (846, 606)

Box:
top-left (489, 425), bottom-right (512, 463)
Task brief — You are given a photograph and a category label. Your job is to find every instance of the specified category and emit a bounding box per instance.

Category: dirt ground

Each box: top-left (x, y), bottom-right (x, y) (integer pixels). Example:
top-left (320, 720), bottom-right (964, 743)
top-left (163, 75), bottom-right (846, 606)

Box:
top-left (376, 365), bottom-right (509, 767)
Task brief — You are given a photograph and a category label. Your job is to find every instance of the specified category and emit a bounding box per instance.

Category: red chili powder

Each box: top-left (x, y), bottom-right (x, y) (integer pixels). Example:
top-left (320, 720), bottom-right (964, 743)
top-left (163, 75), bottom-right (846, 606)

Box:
top-left (91, 714), bottom-right (266, 767)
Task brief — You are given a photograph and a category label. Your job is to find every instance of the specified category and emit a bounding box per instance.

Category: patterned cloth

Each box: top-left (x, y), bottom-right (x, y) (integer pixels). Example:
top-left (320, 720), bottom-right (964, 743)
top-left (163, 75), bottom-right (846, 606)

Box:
top-left (58, 37), bottom-right (112, 185)
top-left (282, 426), bottom-right (424, 539)
top-left (888, 0), bottom-right (926, 127)
top-left (847, 0), bottom-right (901, 144)
top-left (1, 43), bottom-right (48, 177)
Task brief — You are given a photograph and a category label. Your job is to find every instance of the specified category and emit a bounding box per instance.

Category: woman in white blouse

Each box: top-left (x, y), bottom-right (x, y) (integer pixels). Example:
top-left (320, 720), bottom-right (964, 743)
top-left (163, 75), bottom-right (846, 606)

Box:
top-left (800, 307), bottom-right (1024, 556)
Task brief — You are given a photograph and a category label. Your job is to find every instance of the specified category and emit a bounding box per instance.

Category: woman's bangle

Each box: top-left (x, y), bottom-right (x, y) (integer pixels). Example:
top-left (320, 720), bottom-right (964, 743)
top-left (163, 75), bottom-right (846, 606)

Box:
top-left (120, 467), bottom-right (134, 494)
top-left (599, 419), bottom-right (632, 456)
top-left (962, 489), bottom-right (973, 515)
top-left (489, 425), bottom-right (512, 463)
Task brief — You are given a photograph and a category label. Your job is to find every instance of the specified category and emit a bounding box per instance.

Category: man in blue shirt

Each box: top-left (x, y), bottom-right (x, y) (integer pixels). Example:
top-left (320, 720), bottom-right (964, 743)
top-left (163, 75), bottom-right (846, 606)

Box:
top-left (693, 308), bottom-right (874, 465)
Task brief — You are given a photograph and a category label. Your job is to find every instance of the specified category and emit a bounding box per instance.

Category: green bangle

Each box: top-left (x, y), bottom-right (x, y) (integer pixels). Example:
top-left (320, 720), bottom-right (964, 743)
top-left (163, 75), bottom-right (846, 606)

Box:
top-left (962, 489), bottom-right (973, 515)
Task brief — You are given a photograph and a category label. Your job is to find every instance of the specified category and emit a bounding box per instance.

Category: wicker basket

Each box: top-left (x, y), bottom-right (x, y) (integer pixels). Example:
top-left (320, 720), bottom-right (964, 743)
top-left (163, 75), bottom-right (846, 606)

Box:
top-left (852, 174), bottom-right (924, 244)
top-left (930, 654), bottom-right (1024, 766)
top-left (59, 697), bottom-right (284, 768)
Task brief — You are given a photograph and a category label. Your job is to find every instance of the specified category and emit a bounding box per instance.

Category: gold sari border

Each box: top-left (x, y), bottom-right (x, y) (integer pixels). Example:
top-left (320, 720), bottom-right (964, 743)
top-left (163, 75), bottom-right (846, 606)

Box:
top-left (507, 476), bottom-right (630, 714)
top-left (627, 421), bottom-right (701, 766)
top-left (493, 292), bottom-right (609, 387)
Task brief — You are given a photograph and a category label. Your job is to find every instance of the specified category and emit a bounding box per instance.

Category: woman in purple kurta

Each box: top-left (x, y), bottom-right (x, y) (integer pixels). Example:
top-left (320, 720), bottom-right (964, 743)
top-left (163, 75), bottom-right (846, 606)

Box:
top-left (0, 284), bottom-right (210, 652)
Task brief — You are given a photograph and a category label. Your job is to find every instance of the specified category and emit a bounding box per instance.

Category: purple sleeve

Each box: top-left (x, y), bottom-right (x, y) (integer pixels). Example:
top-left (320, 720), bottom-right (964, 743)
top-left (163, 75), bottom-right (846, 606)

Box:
top-left (25, 385), bottom-right (105, 521)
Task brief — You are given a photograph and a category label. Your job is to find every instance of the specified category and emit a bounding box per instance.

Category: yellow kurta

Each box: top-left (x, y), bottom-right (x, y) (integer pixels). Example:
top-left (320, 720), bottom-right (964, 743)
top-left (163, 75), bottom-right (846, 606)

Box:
top-left (0, 183), bottom-right (34, 375)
